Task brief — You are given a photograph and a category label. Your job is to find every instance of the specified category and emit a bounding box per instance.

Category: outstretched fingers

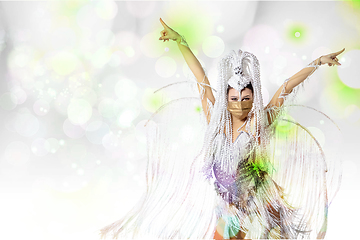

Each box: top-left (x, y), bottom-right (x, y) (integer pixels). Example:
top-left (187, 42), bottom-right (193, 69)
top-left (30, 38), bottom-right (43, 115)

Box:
top-left (159, 18), bottom-right (169, 29)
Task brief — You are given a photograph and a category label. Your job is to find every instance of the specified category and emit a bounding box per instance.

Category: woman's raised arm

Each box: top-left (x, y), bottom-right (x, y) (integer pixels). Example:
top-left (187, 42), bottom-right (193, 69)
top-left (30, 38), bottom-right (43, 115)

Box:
top-left (159, 18), bottom-right (215, 124)
top-left (265, 48), bottom-right (345, 125)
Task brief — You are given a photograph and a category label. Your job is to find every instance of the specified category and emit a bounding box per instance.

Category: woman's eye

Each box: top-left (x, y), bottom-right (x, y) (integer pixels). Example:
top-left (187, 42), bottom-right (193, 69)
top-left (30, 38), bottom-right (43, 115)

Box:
top-left (242, 98), bottom-right (250, 101)
top-left (231, 98), bottom-right (238, 101)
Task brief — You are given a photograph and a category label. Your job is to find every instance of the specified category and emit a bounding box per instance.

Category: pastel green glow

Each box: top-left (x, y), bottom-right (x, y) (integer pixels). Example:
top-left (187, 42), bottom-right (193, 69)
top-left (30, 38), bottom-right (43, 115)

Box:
top-left (345, 0), bottom-right (360, 9)
top-left (274, 114), bottom-right (296, 138)
top-left (195, 105), bottom-right (202, 113)
top-left (51, 52), bottom-right (79, 76)
top-left (328, 73), bottom-right (360, 108)
top-left (163, 2), bottom-right (212, 54)
top-left (285, 23), bottom-right (307, 44)
top-left (142, 88), bottom-right (167, 113)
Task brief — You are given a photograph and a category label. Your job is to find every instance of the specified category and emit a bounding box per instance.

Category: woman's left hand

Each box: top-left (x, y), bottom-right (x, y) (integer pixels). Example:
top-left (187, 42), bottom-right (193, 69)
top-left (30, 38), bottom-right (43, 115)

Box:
top-left (320, 48), bottom-right (345, 66)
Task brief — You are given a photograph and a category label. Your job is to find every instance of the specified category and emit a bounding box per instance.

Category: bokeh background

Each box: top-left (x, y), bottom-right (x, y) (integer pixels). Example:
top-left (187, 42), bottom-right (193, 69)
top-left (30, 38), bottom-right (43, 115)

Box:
top-left (0, 1), bottom-right (359, 239)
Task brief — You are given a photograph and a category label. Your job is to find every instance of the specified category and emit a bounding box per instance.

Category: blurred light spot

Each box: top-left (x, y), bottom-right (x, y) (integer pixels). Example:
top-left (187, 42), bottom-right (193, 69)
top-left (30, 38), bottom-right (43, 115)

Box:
top-left (46, 138), bottom-right (60, 153)
top-left (338, 49), bottom-right (360, 88)
top-left (155, 56), bottom-right (177, 78)
top-left (344, 104), bottom-right (360, 123)
top-left (108, 51), bottom-right (122, 67)
top-left (140, 31), bottom-right (164, 58)
top-left (320, 120), bottom-right (325, 125)
top-left (142, 88), bottom-right (165, 113)
top-left (72, 86), bottom-right (97, 106)
top-left (63, 118), bottom-right (85, 139)
top-left (98, 98), bottom-right (116, 118)
top-left (96, 160), bottom-right (101, 165)
top-left (165, 47), bottom-right (169, 52)
top-left (5, 141), bottom-right (30, 166)
top-left (14, 110), bottom-right (39, 137)
top-left (118, 109), bottom-right (139, 128)
top-left (10, 87), bottom-right (27, 104)
top-left (92, 46), bottom-right (112, 68)
top-left (115, 78), bottom-right (138, 102)
top-left (202, 36), bottom-right (225, 58)
top-left (51, 52), bottom-right (80, 76)
top-left (302, 55), bottom-right (307, 60)
top-left (126, 1), bottom-right (156, 18)
top-left (217, 25), bottom-right (224, 33)
top-left (307, 127), bottom-right (325, 148)
top-left (77, 169), bottom-right (84, 175)
top-left (95, 1), bottom-right (118, 20)
top-left (102, 132), bottom-right (119, 149)
top-left (59, 139), bottom-right (65, 146)
top-left (33, 99), bottom-right (50, 116)
top-left (0, 92), bottom-right (17, 110)
top-left (285, 22), bottom-right (307, 44)
top-left (72, 163), bottom-right (77, 168)
top-left (31, 138), bottom-right (50, 157)
top-left (67, 98), bottom-right (92, 125)
top-left (114, 31), bottom-right (140, 65)
top-left (86, 121), bottom-right (110, 144)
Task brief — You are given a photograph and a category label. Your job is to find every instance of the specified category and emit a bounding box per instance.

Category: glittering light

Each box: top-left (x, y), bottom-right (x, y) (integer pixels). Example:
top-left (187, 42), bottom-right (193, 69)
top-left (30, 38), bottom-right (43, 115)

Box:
top-left (67, 98), bottom-right (92, 125)
top-left (202, 36), bottom-right (225, 58)
top-left (155, 56), bottom-right (177, 78)
top-left (338, 49), bottom-right (360, 89)
top-left (102, 132), bottom-right (119, 150)
top-left (295, 32), bottom-right (300, 38)
top-left (5, 141), bottom-right (31, 166)
top-left (33, 99), bottom-right (50, 116)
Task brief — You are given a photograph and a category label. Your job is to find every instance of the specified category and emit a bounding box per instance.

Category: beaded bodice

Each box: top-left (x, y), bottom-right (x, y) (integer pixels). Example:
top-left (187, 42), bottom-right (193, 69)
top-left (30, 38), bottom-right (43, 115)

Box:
top-left (211, 131), bottom-right (255, 205)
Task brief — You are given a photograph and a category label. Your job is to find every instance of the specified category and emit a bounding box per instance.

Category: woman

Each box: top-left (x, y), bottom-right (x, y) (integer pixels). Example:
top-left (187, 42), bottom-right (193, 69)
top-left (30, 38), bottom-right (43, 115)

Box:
top-left (99, 18), bottom-right (343, 239)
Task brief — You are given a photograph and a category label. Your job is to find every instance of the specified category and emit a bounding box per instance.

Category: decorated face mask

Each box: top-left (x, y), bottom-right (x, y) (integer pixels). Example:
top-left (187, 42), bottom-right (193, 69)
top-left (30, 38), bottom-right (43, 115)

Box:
top-left (227, 100), bottom-right (253, 119)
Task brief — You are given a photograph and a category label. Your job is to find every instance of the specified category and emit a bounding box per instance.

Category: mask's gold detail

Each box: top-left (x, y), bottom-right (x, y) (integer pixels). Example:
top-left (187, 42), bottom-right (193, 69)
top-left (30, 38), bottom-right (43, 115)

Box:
top-left (227, 100), bottom-right (253, 119)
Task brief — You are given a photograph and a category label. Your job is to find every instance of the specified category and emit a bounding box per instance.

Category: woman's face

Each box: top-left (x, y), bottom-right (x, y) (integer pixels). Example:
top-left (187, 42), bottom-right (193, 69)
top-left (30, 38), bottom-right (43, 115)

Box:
top-left (228, 88), bottom-right (253, 102)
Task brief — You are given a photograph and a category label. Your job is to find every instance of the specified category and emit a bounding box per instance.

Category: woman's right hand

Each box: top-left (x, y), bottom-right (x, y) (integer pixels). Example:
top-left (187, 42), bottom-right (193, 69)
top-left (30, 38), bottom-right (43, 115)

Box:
top-left (159, 18), bottom-right (180, 43)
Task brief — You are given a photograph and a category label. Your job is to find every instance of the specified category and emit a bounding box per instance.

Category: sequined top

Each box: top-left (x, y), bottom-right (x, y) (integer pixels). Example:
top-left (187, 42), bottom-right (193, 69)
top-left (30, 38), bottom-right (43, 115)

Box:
top-left (211, 131), bottom-right (256, 208)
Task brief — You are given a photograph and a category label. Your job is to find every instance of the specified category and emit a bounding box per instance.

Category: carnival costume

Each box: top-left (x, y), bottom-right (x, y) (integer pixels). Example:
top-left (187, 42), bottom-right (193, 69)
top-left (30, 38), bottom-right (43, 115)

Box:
top-left (99, 39), bottom-right (342, 239)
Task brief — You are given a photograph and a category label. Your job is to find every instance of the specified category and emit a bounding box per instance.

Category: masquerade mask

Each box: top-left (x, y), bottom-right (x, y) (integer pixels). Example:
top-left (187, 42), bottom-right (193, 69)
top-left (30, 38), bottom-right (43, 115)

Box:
top-left (227, 100), bottom-right (253, 119)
